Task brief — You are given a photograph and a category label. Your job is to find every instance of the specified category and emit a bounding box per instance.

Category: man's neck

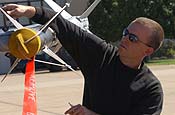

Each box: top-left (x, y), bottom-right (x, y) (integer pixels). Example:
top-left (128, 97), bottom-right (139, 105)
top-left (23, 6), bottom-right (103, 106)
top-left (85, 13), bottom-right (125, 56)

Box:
top-left (119, 55), bottom-right (143, 69)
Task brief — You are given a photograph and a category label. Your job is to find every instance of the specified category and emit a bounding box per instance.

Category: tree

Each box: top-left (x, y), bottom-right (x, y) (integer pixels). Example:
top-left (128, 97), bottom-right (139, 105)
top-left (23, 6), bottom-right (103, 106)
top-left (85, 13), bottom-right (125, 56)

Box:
top-left (89, 0), bottom-right (175, 42)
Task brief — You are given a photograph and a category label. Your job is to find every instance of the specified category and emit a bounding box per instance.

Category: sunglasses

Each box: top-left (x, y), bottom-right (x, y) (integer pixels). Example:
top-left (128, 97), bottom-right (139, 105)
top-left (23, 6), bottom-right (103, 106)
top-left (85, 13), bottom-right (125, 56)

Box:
top-left (122, 28), bottom-right (152, 48)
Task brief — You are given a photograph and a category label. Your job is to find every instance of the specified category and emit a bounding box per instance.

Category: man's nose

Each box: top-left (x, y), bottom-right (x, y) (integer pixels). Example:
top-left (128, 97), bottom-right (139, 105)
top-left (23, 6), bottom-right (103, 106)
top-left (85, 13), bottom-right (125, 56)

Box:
top-left (121, 35), bottom-right (130, 42)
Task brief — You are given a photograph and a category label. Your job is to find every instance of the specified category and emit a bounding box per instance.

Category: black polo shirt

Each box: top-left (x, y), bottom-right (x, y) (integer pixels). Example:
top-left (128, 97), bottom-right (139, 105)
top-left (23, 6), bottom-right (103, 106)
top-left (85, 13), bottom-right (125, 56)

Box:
top-left (31, 7), bottom-right (163, 115)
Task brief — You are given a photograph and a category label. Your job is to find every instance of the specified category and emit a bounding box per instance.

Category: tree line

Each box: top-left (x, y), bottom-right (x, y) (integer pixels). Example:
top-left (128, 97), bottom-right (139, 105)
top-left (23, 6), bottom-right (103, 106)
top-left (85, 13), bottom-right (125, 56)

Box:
top-left (89, 0), bottom-right (175, 42)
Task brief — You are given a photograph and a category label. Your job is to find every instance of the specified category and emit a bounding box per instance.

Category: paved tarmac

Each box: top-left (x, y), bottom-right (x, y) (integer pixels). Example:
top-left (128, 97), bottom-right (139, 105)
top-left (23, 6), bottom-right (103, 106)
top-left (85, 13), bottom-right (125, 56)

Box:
top-left (0, 65), bottom-right (175, 115)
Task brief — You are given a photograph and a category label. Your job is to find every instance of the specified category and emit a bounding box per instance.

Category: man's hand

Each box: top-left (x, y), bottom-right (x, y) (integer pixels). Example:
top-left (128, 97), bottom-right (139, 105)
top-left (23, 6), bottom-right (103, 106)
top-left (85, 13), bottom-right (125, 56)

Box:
top-left (2, 4), bottom-right (36, 18)
top-left (65, 103), bottom-right (100, 115)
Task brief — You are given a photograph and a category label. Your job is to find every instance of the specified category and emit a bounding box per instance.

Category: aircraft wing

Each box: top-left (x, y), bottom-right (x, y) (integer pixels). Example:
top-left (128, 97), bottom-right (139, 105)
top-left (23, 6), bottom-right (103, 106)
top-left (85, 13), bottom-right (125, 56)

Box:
top-left (44, 0), bottom-right (72, 20)
top-left (44, 0), bottom-right (84, 29)
top-left (79, 0), bottom-right (101, 19)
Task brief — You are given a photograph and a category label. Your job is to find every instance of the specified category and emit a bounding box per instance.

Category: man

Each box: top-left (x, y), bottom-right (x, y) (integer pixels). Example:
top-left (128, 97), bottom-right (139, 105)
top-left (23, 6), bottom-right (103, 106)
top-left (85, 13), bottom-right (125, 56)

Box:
top-left (3, 4), bottom-right (164, 115)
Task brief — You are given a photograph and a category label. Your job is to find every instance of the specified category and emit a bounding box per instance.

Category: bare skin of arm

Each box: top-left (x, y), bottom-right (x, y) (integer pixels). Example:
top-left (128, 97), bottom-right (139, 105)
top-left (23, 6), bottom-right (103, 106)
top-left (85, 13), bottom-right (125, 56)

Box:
top-left (2, 4), bottom-right (36, 18)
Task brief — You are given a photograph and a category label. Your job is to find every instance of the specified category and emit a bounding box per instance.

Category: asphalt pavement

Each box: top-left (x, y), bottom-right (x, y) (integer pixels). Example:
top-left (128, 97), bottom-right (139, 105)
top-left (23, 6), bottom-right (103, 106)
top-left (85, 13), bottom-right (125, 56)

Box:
top-left (0, 65), bottom-right (175, 115)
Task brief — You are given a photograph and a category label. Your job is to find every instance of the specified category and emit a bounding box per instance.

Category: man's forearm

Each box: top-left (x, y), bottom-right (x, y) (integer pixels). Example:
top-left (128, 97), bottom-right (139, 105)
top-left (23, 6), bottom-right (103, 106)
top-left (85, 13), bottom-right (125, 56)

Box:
top-left (25, 6), bottom-right (36, 18)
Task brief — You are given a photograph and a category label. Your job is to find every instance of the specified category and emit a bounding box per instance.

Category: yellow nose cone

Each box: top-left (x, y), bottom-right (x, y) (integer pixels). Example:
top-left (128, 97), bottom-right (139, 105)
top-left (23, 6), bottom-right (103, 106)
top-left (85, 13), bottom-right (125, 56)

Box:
top-left (8, 28), bottom-right (41, 59)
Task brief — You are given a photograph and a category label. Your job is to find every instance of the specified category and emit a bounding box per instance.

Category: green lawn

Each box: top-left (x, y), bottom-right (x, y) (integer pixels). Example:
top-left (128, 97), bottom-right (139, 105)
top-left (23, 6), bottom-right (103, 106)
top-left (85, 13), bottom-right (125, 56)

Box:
top-left (146, 59), bottom-right (175, 65)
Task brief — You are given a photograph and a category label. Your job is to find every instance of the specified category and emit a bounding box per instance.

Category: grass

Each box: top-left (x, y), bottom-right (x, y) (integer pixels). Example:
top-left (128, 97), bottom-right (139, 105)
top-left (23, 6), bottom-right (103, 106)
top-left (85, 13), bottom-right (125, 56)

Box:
top-left (146, 58), bottom-right (175, 65)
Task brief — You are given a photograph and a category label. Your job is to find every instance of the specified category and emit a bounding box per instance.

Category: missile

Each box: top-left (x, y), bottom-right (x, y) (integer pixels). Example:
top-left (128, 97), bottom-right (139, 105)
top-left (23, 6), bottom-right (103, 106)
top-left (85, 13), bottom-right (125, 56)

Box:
top-left (0, 3), bottom-right (83, 82)
top-left (0, 24), bottom-right (60, 57)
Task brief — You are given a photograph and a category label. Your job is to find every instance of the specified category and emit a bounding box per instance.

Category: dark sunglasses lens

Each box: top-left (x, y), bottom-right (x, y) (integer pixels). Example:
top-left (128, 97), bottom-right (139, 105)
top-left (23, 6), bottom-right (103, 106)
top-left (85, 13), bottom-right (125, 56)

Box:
top-left (129, 34), bottom-right (138, 42)
top-left (123, 29), bottom-right (128, 36)
top-left (122, 29), bottom-right (138, 42)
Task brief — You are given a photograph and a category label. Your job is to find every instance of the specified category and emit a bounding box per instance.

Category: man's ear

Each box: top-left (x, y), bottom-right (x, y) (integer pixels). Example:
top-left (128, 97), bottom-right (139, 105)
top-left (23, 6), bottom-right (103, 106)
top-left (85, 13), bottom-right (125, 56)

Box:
top-left (145, 47), bottom-right (154, 56)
